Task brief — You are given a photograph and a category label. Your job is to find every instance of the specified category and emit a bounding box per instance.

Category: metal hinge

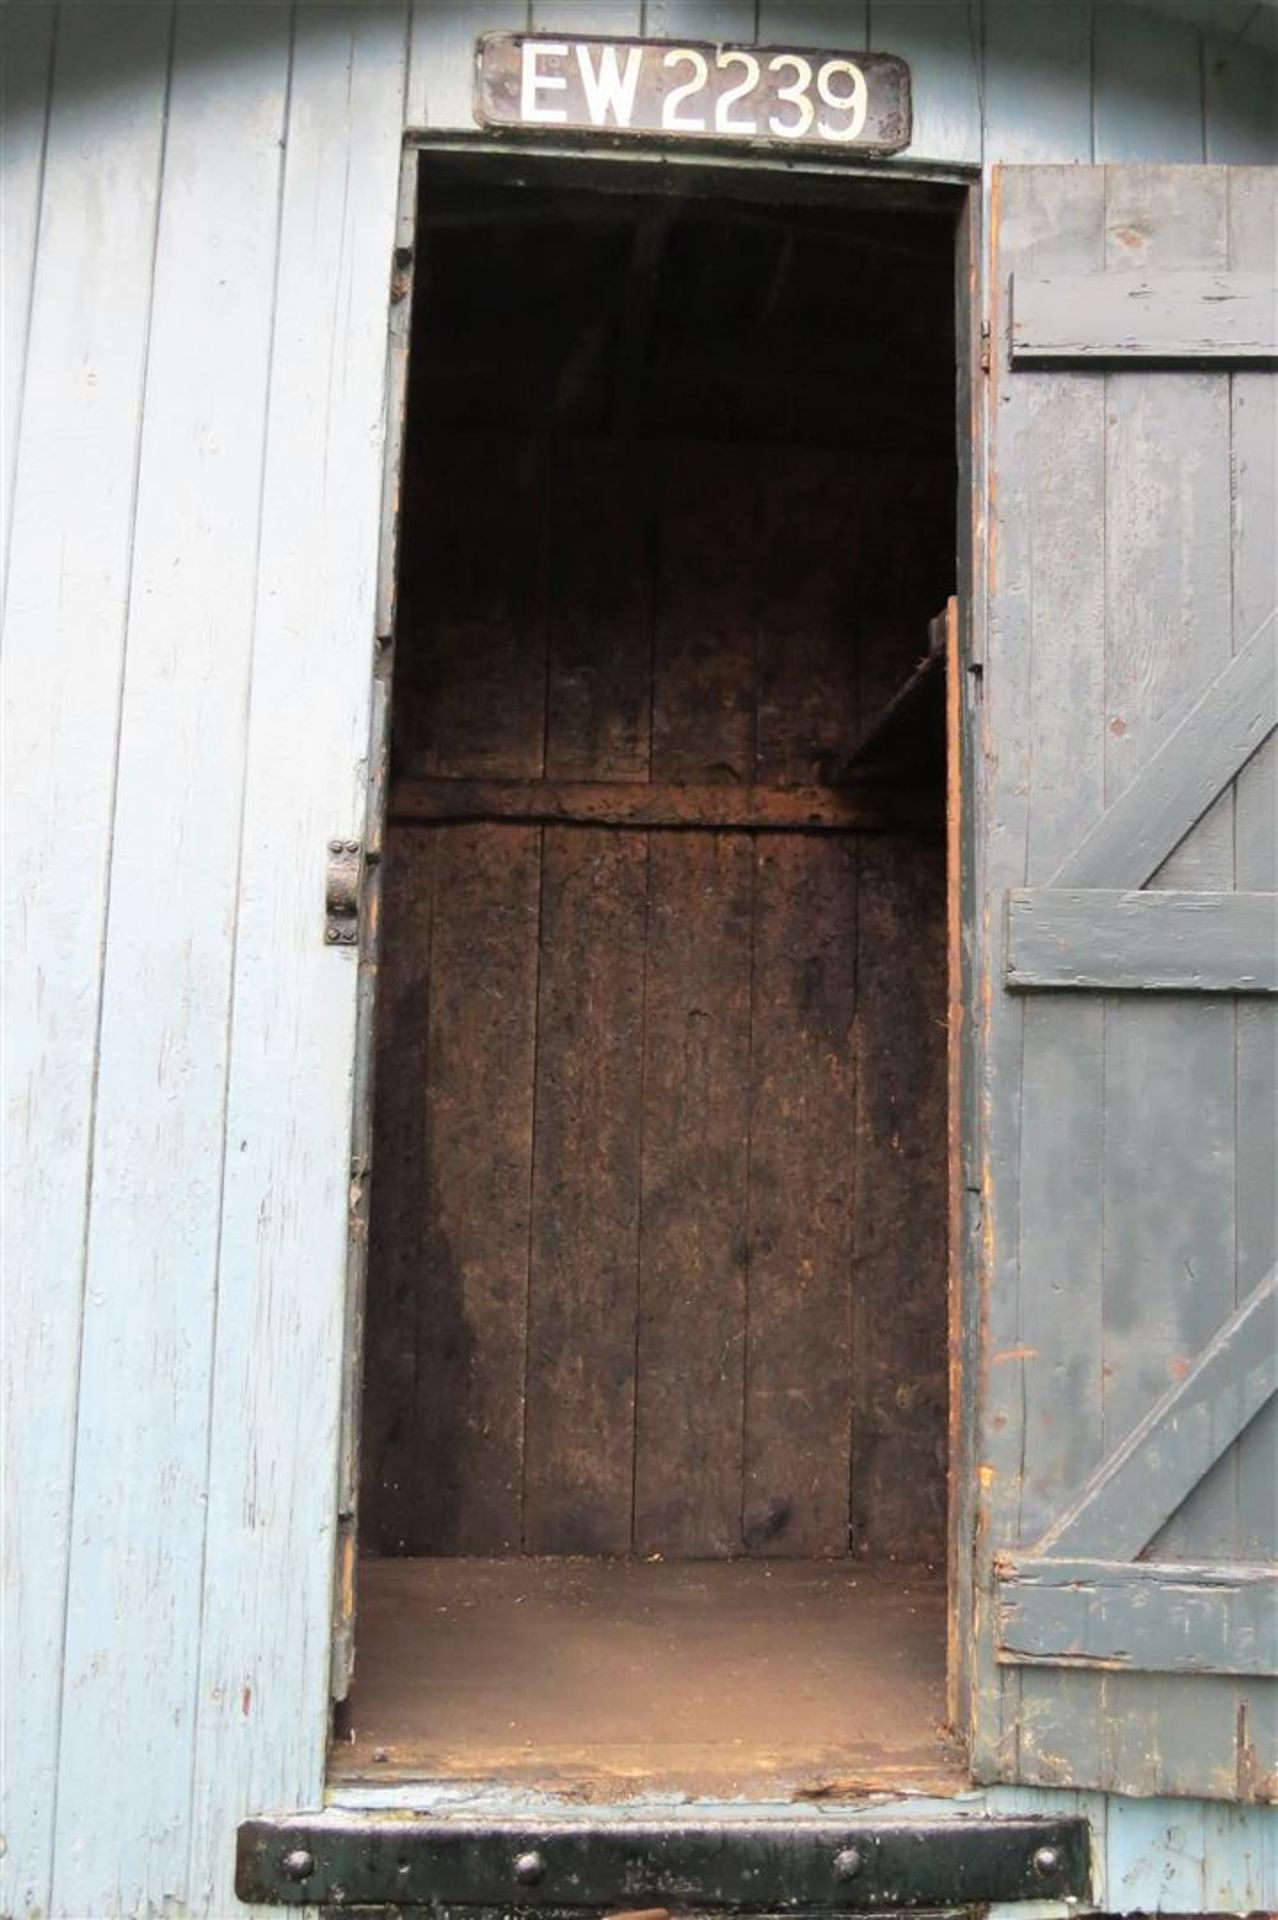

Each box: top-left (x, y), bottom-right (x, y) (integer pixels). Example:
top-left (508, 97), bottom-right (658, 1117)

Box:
top-left (325, 839), bottom-right (363, 946)
top-left (980, 321), bottom-right (991, 373)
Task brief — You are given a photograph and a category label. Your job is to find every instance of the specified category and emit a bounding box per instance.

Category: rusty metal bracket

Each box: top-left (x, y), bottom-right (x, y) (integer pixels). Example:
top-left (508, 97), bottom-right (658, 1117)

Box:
top-left (236, 1811), bottom-right (1090, 1910)
top-left (325, 839), bottom-right (363, 947)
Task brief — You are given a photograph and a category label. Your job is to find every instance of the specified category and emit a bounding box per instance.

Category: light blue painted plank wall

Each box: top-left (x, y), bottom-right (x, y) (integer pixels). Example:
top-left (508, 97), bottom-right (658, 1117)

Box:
top-left (1, 0), bottom-right (1274, 1914)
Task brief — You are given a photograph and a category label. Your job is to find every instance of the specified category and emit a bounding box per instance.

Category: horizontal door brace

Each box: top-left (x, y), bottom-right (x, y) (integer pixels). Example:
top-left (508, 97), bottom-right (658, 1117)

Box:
top-left (390, 776), bottom-right (938, 834)
top-left (1010, 270), bottom-right (1278, 365)
top-left (995, 1555), bottom-right (1278, 1677)
top-left (1005, 888), bottom-right (1278, 994)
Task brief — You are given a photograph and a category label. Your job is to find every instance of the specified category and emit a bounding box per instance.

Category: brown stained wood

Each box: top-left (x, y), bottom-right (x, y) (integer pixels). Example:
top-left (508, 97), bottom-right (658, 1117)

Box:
top-left (755, 450), bottom-right (863, 786)
top-left (391, 775), bottom-right (938, 833)
top-left (411, 824), bottom-right (541, 1554)
top-left (524, 828), bottom-right (647, 1554)
top-left (361, 829), bottom-right (436, 1554)
top-left (744, 834), bottom-right (858, 1557)
top-left (397, 432), bottom-right (549, 778)
top-left (851, 833), bottom-right (949, 1565)
top-left (634, 833), bottom-right (752, 1558)
top-left (651, 444), bottom-right (758, 784)
top-left (545, 438), bottom-right (653, 782)
top-left (338, 1557), bottom-right (957, 1798)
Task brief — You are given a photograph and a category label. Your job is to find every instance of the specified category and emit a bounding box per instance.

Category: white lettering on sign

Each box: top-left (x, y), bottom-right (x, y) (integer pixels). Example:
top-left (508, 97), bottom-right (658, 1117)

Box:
top-left (478, 36), bottom-right (912, 156)
top-left (520, 39), bottom-right (569, 123)
top-left (576, 41), bottom-right (643, 127)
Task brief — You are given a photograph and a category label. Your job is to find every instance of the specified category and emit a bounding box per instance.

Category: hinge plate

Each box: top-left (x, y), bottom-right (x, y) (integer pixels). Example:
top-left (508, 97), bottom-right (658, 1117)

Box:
top-left (325, 839), bottom-right (363, 946)
top-left (236, 1812), bottom-right (1090, 1910)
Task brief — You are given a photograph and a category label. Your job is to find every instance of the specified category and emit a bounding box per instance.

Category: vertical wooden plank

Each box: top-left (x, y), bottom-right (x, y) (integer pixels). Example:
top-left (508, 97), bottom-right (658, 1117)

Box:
top-left (524, 828), bottom-right (646, 1554)
top-left (981, 1), bottom-right (1092, 164)
top-left (634, 832), bottom-right (752, 1557)
top-left (184, 16), bottom-right (408, 1910)
top-left (533, 0), bottom-right (641, 28)
top-left (407, 0), bottom-right (526, 131)
top-left (644, 0), bottom-right (756, 40)
top-left (411, 823), bottom-right (541, 1554)
top-left (982, 166), bottom-right (1107, 1790)
top-left (851, 833), bottom-right (947, 1564)
top-left (0, 0), bottom-right (56, 599)
top-left (872, 0), bottom-right (982, 169)
top-left (755, 450), bottom-right (862, 787)
top-left (1092, 6), bottom-right (1203, 163)
top-left (743, 833), bottom-right (856, 1557)
top-left (1204, 31), bottom-right (1278, 163)
top-left (1228, 168), bottom-right (1278, 1569)
top-left (0, 12), bottom-right (171, 1914)
top-left (650, 442), bottom-right (757, 786)
top-left (399, 433), bottom-right (549, 779)
top-left (545, 439), bottom-right (652, 783)
top-left (1098, 165), bottom-right (1239, 1799)
top-left (757, 3), bottom-right (868, 51)
top-left (49, 12), bottom-right (292, 1914)
top-left (361, 831), bottom-right (436, 1556)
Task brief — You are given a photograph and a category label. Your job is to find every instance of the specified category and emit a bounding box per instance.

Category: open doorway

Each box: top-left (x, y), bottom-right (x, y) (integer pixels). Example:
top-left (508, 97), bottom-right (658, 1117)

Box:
top-left (341, 152), bottom-right (961, 1800)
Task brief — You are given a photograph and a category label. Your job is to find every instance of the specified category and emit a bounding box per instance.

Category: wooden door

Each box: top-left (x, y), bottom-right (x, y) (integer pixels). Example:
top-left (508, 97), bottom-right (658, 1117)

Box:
top-left (974, 165), bottom-right (1277, 1799)
top-left (361, 433), bottom-right (954, 1567)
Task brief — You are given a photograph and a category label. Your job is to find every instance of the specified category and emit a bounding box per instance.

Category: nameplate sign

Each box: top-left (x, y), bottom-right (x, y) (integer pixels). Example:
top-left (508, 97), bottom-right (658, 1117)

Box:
top-left (475, 35), bottom-right (912, 154)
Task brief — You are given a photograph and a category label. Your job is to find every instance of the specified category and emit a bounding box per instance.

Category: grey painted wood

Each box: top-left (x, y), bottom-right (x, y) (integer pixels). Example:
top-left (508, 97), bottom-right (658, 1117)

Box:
top-left (49, 12), bottom-right (293, 1914)
top-left (1012, 271), bottom-right (1278, 364)
top-left (408, 0), bottom-right (526, 131)
top-left (0, 10), bottom-right (173, 1917)
top-left (872, 0), bottom-right (981, 169)
top-left (1005, 889), bottom-right (1278, 995)
top-left (1050, 612), bottom-right (1276, 891)
top-left (0, 0), bottom-right (56, 603)
top-left (996, 1558), bottom-right (1278, 1678)
top-left (1093, 4), bottom-right (1203, 163)
top-left (1204, 30), bottom-right (1278, 163)
top-left (982, 2), bottom-right (1092, 163)
top-left (1038, 1267), bottom-right (1277, 1560)
top-left (1096, 161), bottom-right (1242, 1804)
top-left (183, 11), bottom-right (408, 1917)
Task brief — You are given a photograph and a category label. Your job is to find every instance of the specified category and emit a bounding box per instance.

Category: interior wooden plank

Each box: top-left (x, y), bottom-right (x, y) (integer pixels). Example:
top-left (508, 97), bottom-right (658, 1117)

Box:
top-left (754, 450), bottom-right (862, 786)
top-left (651, 443), bottom-right (758, 785)
top-left (545, 438), bottom-right (653, 782)
top-left (363, 830), bottom-right (437, 1553)
top-left (51, 14), bottom-right (292, 1913)
top-left (524, 827), bottom-right (647, 1553)
top-left (634, 831), bottom-right (752, 1557)
top-left (851, 834), bottom-right (947, 1564)
top-left (340, 1557), bottom-right (958, 1798)
top-left (412, 823), bottom-right (541, 1554)
top-left (743, 833), bottom-right (857, 1557)
top-left (391, 774), bottom-right (936, 831)
top-left (0, 10), bottom-right (172, 1912)
top-left (399, 432), bottom-right (549, 779)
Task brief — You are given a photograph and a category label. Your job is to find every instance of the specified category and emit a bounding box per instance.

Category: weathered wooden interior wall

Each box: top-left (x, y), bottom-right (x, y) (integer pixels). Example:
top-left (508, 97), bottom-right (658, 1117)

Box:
top-left (2, 1), bottom-right (1273, 1915)
top-left (362, 431), bottom-right (951, 1564)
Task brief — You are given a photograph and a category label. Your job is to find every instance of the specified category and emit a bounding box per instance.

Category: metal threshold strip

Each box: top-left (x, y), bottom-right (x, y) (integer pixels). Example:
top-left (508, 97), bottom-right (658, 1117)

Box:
top-left (236, 1811), bottom-right (1090, 1910)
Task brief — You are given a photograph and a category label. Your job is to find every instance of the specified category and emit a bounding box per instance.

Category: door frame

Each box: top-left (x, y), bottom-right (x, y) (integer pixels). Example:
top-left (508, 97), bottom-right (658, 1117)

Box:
top-left (330, 132), bottom-right (986, 1768)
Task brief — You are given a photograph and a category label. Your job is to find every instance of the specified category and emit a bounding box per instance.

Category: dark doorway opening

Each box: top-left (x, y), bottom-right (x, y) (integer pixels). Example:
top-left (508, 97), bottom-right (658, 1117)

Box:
top-left (344, 153), bottom-right (960, 1800)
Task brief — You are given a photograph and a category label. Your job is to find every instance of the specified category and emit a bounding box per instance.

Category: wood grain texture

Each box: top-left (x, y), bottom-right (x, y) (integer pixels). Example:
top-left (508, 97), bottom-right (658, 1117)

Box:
top-left (743, 834), bottom-right (857, 1557)
top-left (392, 774), bottom-right (936, 831)
top-left (851, 834), bottom-right (948, 1564)
top-left (545, 438), bottom-right (653, 782)
top-left (997, 1557), bottom-right (1278, 1677)
top-left (51, 13), bottom-right (292, 1914)
top-left (633, 832), bottom-right (752, 1556)
top-left (184, 18), bottom-right (409, 1915)
top-left (0, 0), bottom-right (56, 601)
top-left (524, 828), bottom-right (647, 1553)
top-left (0, 10), bottom-right (172, 1915)
top-left (1012, 272), bottom-right (1278, 364)
top-left (1005, 889), bottom-right (1278, 994)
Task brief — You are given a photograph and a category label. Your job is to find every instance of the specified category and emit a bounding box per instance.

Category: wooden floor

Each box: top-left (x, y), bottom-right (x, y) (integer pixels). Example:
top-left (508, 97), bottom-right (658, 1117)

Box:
top-left (334, 1558), bottom-right (962, 1801)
